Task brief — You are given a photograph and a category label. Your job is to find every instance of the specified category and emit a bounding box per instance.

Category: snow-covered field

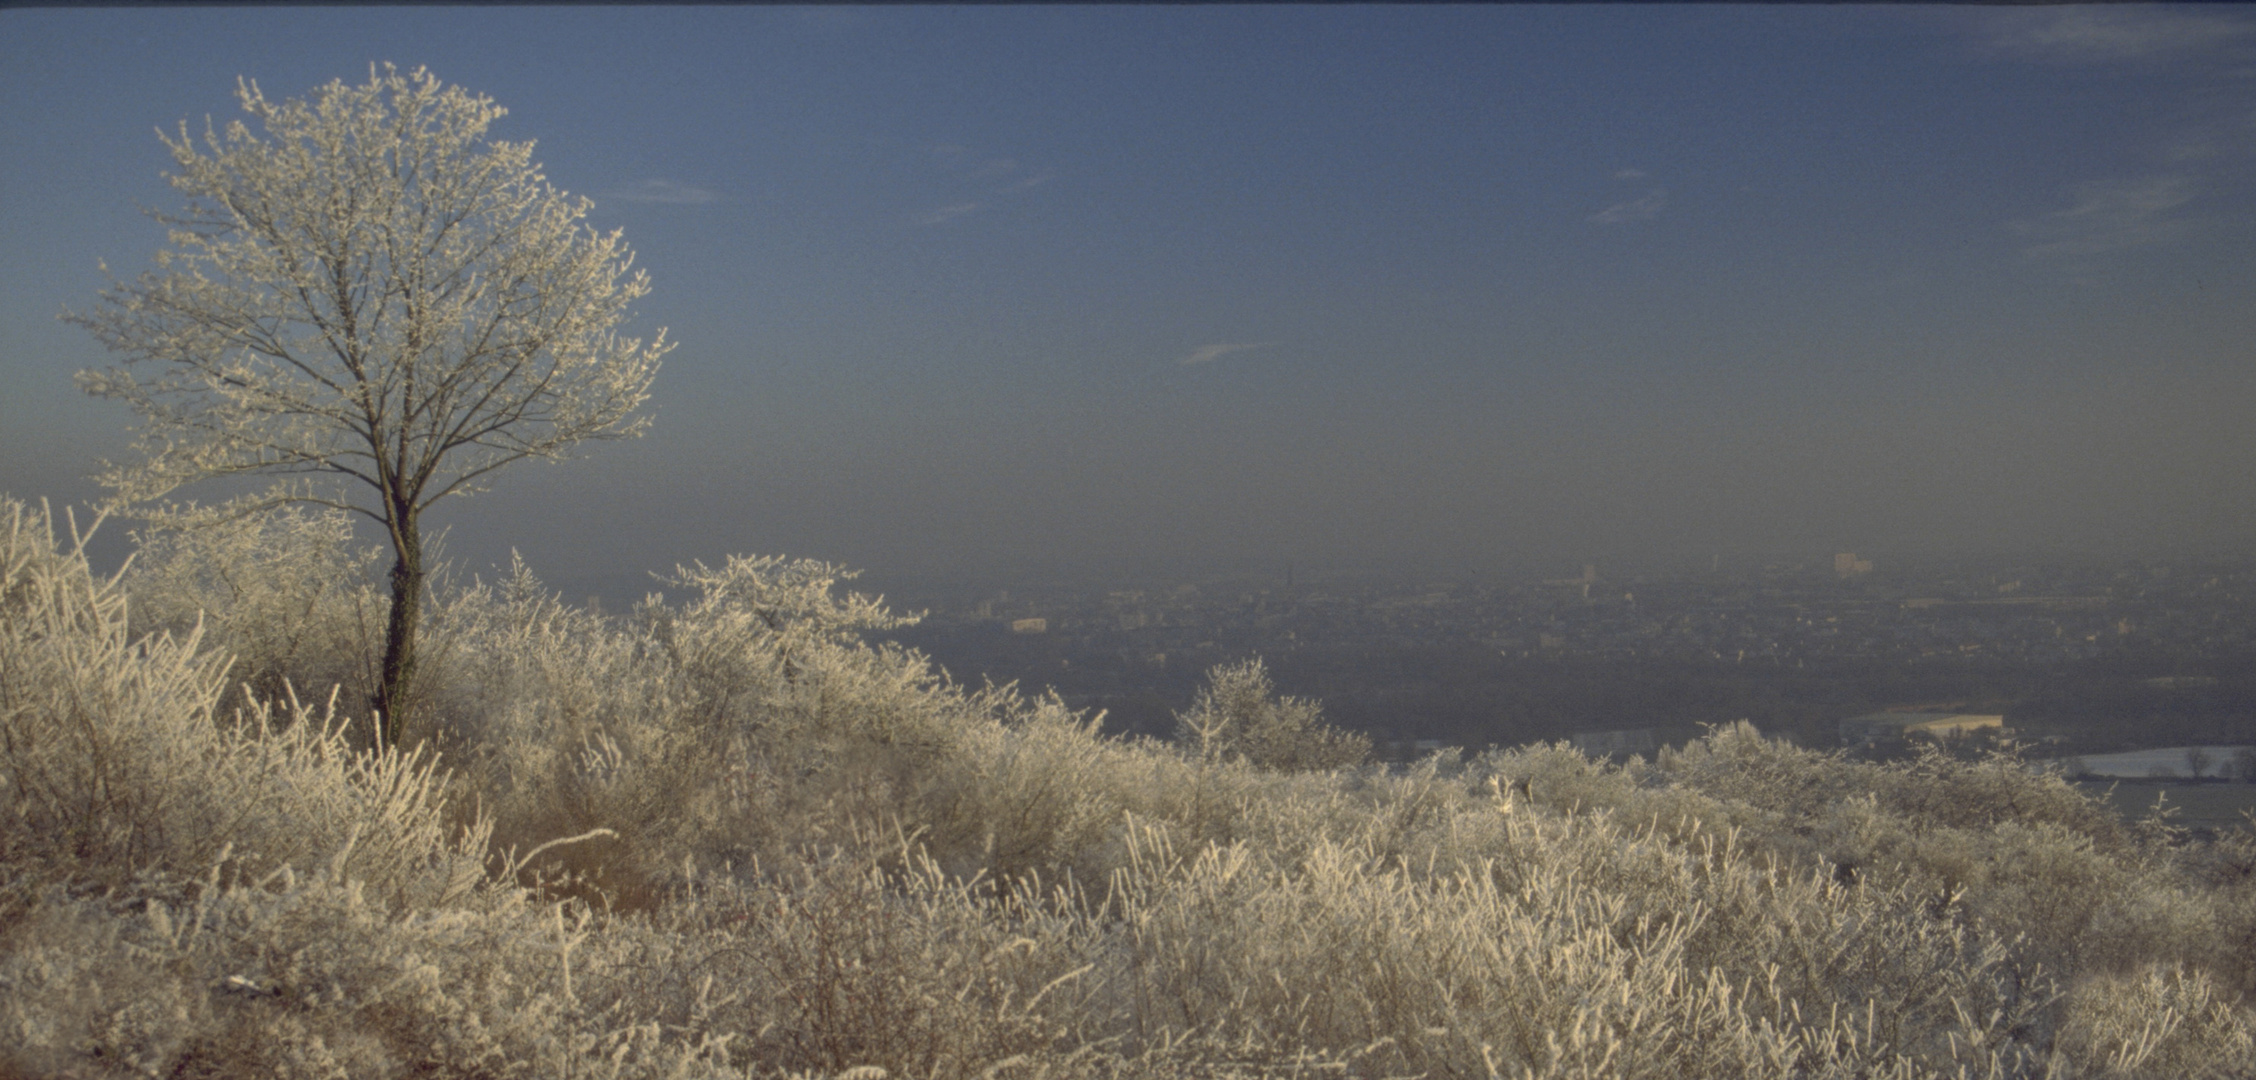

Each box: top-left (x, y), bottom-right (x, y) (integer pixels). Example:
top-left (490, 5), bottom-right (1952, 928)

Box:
top-left (2066, 746), bottom-right (2252, 779)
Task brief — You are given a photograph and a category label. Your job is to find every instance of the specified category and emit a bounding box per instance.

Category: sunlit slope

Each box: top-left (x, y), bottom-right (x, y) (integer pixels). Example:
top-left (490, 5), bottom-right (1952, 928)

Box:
top-left (4, 497), bottom-right (2252, 1079)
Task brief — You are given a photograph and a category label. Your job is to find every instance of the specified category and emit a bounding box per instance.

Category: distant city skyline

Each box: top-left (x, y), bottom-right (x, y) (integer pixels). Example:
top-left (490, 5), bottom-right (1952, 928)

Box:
top-left (880, 544), bottom-right (2256, 751)
top-left (5, 6), bottom-right (2253, 593)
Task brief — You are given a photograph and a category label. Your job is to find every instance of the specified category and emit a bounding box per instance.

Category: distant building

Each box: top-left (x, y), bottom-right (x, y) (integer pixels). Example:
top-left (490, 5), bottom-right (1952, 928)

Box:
top-left (1010, 617), bottom-right (1048, 634)
top-left (1839, 711), bottom-right (2003, 747)
top-left (1572, 728), bottom-right (1657, 758)
top-left (1835, 552), bottom-right (1873, 577)
top-left (1543, 564), bottom-right (1599, 600)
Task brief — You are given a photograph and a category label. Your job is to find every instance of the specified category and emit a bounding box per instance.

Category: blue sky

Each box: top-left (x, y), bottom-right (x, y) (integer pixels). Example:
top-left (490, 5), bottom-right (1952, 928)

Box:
top-left (3, 6), bottom-right (2253, 591)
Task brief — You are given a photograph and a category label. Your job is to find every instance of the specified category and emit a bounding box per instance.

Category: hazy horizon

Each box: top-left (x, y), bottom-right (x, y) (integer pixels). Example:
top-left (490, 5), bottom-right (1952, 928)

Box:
top-left (6, 6), bottom-right (2254, 595)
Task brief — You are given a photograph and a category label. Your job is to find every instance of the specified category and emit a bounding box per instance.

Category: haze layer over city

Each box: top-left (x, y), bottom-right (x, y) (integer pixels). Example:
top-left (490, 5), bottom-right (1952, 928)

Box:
top-left (5, 5), bottom-right (2253, 599)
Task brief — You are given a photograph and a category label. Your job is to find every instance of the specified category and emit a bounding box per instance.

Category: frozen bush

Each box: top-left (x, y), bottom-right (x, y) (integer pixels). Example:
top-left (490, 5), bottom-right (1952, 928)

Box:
top-left (675, 840), bottom-right (1106, 1076)
top-left (1095, 809), bottom-right (2054, 1079)
top-left (416, 553), bottom-right (970, 903)
top-left (0, 870), bottom-right (743, 1080)
top-left (1172, 658), bottom-right (1369, 772)
top-left (1877, 743), bottom-right (2128, 846)
top-left (13, 496), bottom-right (2256, 1077)
top-left (2055, 964), bottom-right (2256, 1079)
top-left (0, 496), bottom-right (486, 909)
top-left (122, 504), bottom-right (382, 715)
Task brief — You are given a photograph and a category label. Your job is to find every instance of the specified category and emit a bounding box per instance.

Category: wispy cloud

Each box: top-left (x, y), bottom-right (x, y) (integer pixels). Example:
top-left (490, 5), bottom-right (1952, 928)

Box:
top-left (1986, 8), bottom-right (2255, 64)
top-left (1589, 188), bottom-right (1667, 225)
top-left (914, 144), bottom-right (1054, 228)
top-left (920, 202), bottom-right (983, 226)
top-left (1966, 7), bottom-right (2254, 263)
top-left (2013, 175), bottom-right (2198, 258)
top-left (602, 179), bottom-right (718, 205)
top-left (1613, 168), bottom-right (1647, 181)
top-left (1178, 342), bottom-right (1277, 367)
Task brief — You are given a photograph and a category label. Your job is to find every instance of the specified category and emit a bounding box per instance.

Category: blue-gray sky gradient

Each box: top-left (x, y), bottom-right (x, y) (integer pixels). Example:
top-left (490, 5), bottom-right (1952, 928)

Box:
top-left (4, 6), bottom-right (2252, 590)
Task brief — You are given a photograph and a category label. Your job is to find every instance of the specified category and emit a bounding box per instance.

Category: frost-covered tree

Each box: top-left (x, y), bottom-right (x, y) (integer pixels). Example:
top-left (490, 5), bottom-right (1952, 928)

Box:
top-left (70, 66), bottom-right (669, 747)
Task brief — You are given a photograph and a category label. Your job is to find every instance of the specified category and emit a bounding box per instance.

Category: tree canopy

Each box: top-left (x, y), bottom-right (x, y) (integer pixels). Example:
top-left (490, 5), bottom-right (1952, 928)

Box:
top-left (71, 65), bottom-right (669, 745)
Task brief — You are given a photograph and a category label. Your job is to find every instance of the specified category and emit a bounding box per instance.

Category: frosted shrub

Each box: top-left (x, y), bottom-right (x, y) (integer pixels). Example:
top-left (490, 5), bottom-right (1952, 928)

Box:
top-left (1635, 720), bottom-right (2121, 854)
top-left (0, 869), bottom-right (743, 1080)
top-left (0, 497), bottom-right (485, 908)
top-left (420, 553), bottom-right (972, 900)
top-left (2175, 826), bottom-right (2256, 997)
top-left (1617, 723), bottom-right (2187, 975)
top-left (672, 841), bottom-right (1106, 1077)
top-left (14, 498), bottom-right (2256, 1077)
top-left (0, 897), bottom-right (208, 1078)
top-left (1877, 743), bottom-right (2128, 846)
top-left (1651, 720), bottom-right (1866, 822)
top-left (2056, 964), bottom-right (2256, 1078)
top-left (1097, 809), bottom-right (2051, 1079)
top-left (1173, 658), bottom-right (1369, 772)
top-left (1477, 739), bottom-right (1645, 816)
top-left (652, 554), bottom-right (959, 769)
top-left (412, 559), bottom-right (687, 899)
top-left (121, 504), bottom-right (381, 715)
top-left (914, 692), bottom-right (1129, 885)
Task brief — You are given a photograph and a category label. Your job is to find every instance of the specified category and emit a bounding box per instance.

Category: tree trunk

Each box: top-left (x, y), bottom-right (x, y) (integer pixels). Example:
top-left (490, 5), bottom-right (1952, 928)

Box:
top-left (374, 513), bottom-right (423, 750)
